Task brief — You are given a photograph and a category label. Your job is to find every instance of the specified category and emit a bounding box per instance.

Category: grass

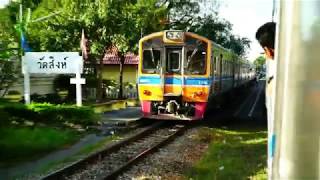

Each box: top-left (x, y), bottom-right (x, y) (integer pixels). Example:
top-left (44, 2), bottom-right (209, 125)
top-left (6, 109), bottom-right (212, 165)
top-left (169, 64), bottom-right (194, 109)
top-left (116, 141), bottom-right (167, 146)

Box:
top-left (0, 126), bottom-right (80, 166)
top-left (37, 135), bottom-right (120, 174)
top-left (187, 126), bottom-right (267, 180)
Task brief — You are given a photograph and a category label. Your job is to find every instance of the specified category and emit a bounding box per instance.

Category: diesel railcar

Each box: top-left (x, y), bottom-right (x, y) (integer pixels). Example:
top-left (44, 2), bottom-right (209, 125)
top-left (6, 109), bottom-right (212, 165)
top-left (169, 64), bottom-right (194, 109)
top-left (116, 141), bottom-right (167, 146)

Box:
top-left (137, 30), bottom-right (254, 120)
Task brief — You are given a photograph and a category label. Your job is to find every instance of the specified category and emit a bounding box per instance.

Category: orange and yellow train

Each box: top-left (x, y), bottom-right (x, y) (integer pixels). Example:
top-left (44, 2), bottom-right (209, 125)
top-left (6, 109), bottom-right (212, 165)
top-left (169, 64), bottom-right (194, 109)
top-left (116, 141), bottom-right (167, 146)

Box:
top-left (138, 30), bottom-right (255, 120)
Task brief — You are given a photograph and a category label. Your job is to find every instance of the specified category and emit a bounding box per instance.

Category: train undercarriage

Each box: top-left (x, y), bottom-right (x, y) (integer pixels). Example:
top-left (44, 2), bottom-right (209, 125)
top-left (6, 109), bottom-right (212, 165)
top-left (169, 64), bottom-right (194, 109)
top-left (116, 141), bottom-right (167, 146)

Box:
top-left (141, 95), bottom-right (207, 120)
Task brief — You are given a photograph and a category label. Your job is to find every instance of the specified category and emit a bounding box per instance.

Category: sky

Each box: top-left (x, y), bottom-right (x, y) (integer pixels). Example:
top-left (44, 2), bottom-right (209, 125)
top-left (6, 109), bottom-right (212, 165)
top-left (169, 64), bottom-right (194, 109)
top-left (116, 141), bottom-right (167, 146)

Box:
top-left (217, 0), bottom-right (274, 61)
top-left (0, 0), bottom-right (9, 8)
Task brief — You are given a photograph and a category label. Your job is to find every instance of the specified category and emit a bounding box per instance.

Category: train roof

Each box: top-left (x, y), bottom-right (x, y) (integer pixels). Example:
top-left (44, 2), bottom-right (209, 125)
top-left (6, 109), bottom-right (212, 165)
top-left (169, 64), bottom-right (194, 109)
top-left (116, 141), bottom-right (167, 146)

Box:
top-left (140, 31), bottom-right (251, 65)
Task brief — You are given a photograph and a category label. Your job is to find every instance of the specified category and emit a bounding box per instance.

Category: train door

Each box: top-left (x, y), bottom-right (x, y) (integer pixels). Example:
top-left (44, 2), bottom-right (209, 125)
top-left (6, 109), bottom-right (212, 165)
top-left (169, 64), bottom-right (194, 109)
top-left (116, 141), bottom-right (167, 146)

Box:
top-left (164, 47), bottom-right (183, 96)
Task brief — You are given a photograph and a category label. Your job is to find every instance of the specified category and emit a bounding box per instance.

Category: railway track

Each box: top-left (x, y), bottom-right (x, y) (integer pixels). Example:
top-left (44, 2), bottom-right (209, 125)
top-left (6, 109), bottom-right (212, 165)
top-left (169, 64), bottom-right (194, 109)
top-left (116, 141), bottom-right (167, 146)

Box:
top-left (41, 121), bottom-right (188, 180)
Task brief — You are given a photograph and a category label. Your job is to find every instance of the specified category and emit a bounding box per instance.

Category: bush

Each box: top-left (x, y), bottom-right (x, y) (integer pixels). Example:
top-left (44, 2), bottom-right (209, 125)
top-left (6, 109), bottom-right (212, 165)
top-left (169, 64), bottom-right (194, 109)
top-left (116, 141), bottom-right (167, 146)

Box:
top-left (30, 93), bottom-right (62, 104)
top-left (1, 103), bottom-right (38, 122)
top-left (53, 75), bottom-right (76, 101)
top-left (29, 103), bottom-right (98, 125)
top-left (85, 75), bottom-right (98, 88)
top-left (0, 109), bottom-right (10, 126)
top-left (53, 75), bottom-right (73, 91)
top-left (0, 102), bottom-right (98, 126)
top-left (102, 79), bottom-right (118, 88)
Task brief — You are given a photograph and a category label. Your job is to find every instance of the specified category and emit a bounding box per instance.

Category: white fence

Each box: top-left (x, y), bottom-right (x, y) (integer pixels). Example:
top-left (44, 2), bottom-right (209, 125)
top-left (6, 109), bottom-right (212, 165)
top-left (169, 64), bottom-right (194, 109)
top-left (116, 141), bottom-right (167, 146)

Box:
top-left (105, 86), bottom-right (138, 99)
top-left (84, 86), bottom-right (138, 100)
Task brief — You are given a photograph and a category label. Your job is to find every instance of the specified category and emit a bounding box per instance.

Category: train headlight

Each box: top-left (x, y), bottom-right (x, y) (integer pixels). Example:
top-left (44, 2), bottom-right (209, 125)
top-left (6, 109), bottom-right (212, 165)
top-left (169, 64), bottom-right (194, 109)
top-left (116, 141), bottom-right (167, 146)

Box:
top-left (165, 31), bottom-right (183, 40)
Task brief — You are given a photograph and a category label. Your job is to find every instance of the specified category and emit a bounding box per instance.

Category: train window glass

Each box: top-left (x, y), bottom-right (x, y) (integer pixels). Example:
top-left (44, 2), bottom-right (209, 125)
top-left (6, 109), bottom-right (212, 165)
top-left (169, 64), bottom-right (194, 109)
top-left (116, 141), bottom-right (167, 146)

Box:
top-left (227, 62), bottom-right (229, 76)
top-left (226, 61), bottom-right (228, 76)
top-left (166, 50), bottom-right (181, 73)
top-left (221, 60), bottom-right (223, 76)
top-left (223, 60), bottom-right (226, 76)
top-left (184, 37), bottom-right (207, 75)
top-left (185, 49), bottom-right (206, 75)
top-left (142, 49), bottom-right (161, 74)
top-left (214, 57), bottom-right (217, 75)
top-left (225, 61), bottom-right (227, 76)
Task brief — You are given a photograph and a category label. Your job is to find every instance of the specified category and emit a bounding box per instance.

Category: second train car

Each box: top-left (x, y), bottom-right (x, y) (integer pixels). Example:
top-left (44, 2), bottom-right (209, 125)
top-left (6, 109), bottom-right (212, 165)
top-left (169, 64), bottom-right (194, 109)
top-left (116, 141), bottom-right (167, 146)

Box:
top-left (138, 30), bottom-right (255, 120)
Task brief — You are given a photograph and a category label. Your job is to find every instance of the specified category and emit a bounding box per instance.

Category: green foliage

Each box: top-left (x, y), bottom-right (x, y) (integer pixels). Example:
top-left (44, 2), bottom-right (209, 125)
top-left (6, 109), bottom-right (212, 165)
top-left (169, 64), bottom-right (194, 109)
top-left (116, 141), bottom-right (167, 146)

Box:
top-left (103, 79), bottom-right (118, 88)
top-left (187, 127), bottom-right (267, 180)
top-left (0, 59), bottom-right (20, 97)
top-left (0, 1), bottom-right (23, 97)
top-left (30, 93), bottom-right (62, 104)
top-left (254, 56), bottom-right (266, 71)
top-left (0, 109), bottom-right (10, 126)
top-left (29, 103), bottom-right (98, 125)
top-left (53, 74), bottom-right (72, 91)
top-left (161, 0), bottom-right (201, 30)
top-left (53, 75), bottom-right (76, 101)
top-left (85, 75), bottom-right (98, 88)
top-left (24, 0), bottom-right (168, 100)
top-left (0, 126), bottom-right (78, 164)
top-left (0, 102), bottom-right (98, 125)
top-left (1, 102), bottom-right (38, 122)
top-left (190, 14), bottom-right (251, 57)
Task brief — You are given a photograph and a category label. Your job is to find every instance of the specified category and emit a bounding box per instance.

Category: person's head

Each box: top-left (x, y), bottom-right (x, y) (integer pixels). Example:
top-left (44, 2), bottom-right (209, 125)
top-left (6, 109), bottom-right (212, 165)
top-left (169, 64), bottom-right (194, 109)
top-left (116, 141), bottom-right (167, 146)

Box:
top-left (256, 22), bottom-right (276, 59)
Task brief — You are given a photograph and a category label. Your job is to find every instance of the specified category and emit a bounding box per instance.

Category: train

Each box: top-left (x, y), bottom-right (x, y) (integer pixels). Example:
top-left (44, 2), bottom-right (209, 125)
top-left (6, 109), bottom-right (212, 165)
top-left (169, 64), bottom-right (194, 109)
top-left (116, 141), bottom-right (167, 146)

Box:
top-left (137, 30), bottom-right (255, 120)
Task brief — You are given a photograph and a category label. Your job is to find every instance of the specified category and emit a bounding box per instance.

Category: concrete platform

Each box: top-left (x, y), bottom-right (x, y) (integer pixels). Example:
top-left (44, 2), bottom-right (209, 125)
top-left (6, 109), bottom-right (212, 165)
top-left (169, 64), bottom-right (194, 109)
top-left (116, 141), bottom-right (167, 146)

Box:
top-left (101, 107), bottom-right (143, 125)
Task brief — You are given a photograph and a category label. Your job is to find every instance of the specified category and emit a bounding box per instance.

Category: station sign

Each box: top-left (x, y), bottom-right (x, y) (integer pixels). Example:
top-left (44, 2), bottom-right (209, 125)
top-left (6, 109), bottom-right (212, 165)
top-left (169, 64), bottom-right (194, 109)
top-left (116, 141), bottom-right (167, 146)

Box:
top-left (23, 52), bottom-right (83, 74)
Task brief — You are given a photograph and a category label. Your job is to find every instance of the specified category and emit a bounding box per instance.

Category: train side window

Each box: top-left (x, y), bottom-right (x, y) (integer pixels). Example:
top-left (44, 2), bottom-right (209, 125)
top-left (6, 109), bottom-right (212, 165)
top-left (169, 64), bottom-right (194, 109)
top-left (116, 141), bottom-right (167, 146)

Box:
top-left (227, 61), bottom-right (229, 76)
top-left (224, 61), bottom-right (227, 76)
top-left (219, 54), bottom-right (223, 76)
top-left (221, 60), bottom-right (224, 76)
top-left (214, 56), bottom-right (218, 76)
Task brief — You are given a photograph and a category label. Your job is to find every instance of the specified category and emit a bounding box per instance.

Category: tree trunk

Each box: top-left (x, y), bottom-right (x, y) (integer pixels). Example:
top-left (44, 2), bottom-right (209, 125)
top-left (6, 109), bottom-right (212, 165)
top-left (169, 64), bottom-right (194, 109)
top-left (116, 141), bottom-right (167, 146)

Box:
top-left (96, 55), bottom-right (104, 102)
top-left (118, 54), bottom-right (125, 99)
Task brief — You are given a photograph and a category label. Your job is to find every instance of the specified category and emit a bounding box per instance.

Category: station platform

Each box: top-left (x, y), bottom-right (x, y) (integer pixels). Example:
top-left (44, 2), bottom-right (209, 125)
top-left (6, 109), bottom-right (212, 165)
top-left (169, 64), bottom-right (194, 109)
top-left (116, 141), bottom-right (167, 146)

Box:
top-left (101, 107), bottom-right (143, 125)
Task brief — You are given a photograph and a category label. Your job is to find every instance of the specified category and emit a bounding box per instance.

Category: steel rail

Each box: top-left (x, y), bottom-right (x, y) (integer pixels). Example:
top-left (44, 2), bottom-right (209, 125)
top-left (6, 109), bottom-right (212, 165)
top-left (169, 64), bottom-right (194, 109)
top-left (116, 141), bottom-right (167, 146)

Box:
top-left (41, 121), bottom-right (165, 180)
top-left (103, 124), bottom-right (187, 180)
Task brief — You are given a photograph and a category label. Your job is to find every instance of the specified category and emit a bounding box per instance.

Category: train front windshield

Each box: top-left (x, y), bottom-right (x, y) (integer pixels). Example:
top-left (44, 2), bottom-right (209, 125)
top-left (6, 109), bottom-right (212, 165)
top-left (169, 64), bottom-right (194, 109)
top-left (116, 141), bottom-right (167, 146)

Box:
top-left (141, 34), bottom-right (207, 75)
top-left (142, 49), bottom-right (161, 74)
top-left (184, 40), bottom-right (207, 75)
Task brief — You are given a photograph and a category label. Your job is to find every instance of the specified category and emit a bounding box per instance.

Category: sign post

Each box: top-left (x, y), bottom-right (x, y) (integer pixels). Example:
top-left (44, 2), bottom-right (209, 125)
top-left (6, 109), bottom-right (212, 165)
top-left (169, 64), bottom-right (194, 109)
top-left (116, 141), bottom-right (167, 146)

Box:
top-left (22, 52), bottom-right (84, 106)
top-left (70, 71), bottom-right (86, 106)
top-left (22, 56), bottom-right (31, 104)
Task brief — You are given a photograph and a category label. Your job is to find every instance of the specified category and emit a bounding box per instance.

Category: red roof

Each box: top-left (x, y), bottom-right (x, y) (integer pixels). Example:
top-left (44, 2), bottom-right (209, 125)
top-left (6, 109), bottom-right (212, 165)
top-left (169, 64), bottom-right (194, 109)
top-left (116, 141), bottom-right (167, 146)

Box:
top-left (103, 46), bottom-right (139, 65)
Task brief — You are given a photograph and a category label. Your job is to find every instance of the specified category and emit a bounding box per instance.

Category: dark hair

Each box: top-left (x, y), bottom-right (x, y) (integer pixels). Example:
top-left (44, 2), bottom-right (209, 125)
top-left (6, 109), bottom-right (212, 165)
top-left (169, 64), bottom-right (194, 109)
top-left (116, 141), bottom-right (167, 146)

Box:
top-left (256, 22), bottom-right (276, 49)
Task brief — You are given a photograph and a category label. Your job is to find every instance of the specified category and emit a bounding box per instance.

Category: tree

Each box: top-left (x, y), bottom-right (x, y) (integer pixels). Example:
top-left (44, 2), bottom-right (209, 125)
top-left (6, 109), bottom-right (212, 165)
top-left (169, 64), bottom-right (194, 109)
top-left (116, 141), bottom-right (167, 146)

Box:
top-left (0, 2), bottom-right (20, 97)
top-left (224, 35), bottom-right (251, 57)
top-left (190, 15), bottom-right (232, 45)
top-left (254, 56), bottom-right (266, 72)
top-left (27, 0), bottom-right (167, 100)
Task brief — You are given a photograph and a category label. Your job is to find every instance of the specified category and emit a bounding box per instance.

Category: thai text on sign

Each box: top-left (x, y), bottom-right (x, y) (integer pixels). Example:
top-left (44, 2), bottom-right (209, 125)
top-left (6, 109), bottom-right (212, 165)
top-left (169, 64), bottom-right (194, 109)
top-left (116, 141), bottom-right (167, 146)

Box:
top-left (23, 52), bottom-right (83, 74)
